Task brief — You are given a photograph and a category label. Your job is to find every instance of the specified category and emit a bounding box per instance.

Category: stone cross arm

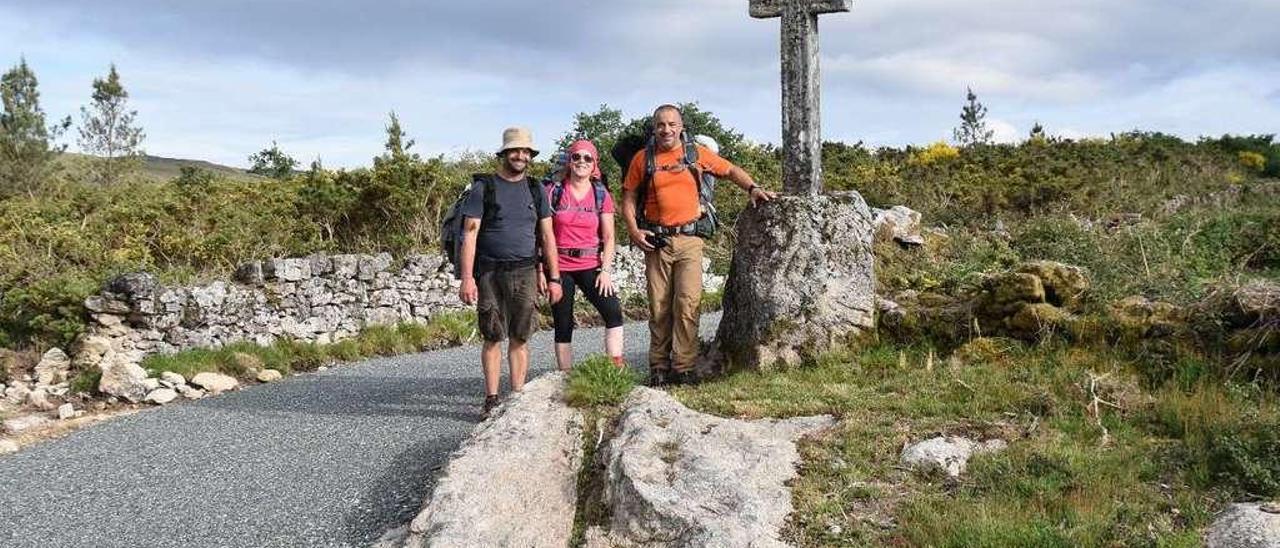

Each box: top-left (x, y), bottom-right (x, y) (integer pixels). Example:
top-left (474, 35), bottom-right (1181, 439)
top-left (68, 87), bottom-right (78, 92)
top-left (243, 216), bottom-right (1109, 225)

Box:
top-left (750, 0), bottom-right (851, 18)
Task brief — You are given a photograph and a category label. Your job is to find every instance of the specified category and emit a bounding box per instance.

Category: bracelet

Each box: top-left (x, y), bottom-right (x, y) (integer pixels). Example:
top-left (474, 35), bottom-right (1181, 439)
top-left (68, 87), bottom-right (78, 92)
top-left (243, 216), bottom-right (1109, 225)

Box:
top-left (547, 277), bottom-right (561, 283)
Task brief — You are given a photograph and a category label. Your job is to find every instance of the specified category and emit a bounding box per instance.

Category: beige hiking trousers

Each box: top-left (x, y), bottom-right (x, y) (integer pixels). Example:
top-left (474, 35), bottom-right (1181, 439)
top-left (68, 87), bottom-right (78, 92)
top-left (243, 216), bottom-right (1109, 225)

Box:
top-left (644, 235), bottom-right (704, 373)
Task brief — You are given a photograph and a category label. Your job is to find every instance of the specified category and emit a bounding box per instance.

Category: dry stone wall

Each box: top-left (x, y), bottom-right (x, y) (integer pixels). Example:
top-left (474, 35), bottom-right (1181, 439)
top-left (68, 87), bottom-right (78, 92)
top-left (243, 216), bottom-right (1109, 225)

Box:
top-left (72, 248), bottom-right (723, 400)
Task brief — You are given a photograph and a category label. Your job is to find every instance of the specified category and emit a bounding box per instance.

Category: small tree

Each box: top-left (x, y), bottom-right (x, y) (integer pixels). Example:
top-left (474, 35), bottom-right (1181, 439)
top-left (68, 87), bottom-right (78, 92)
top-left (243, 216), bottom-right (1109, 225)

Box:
top-left (78, 64), bottom-right (145, 185)
top-left (952, 87), bottom-right (994, 147)
top-left (247, 140), bottom-right (298, 180)
top-left (1028, 121), bottom-right (1047, 145)
top-left (0, 58), bottom-right (70, 197)
top-left (377, 111), bottom-right (417, 165)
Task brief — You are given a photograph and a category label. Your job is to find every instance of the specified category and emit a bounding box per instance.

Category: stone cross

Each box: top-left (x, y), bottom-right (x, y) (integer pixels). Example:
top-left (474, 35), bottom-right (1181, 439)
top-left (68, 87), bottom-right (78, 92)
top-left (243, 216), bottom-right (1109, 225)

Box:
top-left (750, 0), bottom-right (851, 195)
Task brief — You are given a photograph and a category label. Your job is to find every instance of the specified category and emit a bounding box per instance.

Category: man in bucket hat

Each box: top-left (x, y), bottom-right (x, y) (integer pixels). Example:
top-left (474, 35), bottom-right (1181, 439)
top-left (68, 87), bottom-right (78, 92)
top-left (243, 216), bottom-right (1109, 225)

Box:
top-left (458, 126), bottom-right (563, 417)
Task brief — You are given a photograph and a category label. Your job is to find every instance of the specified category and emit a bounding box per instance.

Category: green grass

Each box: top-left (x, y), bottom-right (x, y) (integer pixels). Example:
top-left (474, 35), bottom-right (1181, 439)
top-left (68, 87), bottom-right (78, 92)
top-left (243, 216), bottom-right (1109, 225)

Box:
top-left (139, 311), bottom-right (477, 382)
top-left (564, 354), bottom-right (638, 408)
top-left (672, 341), bottom-right (1278, 546)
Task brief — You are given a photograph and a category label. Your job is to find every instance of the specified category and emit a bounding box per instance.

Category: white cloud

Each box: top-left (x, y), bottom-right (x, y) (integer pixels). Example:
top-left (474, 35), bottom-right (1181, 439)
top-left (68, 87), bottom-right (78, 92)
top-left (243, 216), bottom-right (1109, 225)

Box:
top-left (988, 118), bottom-right (1021, 144)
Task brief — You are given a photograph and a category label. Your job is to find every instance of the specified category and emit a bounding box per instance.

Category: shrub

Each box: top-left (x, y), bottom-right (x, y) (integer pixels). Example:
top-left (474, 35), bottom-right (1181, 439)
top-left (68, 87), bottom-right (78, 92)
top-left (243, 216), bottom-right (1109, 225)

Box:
top-left (907, 141), bottom-right (960, 166)
top-left (1239, 151), bottom-right (1268, 172)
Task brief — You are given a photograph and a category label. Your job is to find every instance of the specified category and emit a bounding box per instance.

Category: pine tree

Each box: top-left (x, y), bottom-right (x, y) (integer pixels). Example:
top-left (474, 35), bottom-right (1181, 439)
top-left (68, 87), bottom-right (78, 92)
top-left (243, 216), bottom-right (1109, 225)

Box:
top-left (378, 111), bottom-right (417, 165)
top-left (0, 58), bottom-right (70, 197)
top-left (952, 87), bottom-right (994, 147)
top-left (1028, 121), bottom-right (1047, 145)
top-left (248, 140), bottom-right (298, 180)
top-left (78, 64), bottom-right (145, 185)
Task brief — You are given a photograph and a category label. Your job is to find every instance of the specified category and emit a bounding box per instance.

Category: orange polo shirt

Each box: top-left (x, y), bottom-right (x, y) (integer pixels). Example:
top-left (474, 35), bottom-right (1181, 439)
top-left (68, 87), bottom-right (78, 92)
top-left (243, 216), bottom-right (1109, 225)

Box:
top-left (623, 144), bottom-right (733, 227)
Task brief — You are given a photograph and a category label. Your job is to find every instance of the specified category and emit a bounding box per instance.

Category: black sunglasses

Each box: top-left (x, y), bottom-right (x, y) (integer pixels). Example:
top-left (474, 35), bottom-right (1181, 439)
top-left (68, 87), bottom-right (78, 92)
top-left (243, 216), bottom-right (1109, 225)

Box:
top-left (570, 153), bottom-right (594, 163)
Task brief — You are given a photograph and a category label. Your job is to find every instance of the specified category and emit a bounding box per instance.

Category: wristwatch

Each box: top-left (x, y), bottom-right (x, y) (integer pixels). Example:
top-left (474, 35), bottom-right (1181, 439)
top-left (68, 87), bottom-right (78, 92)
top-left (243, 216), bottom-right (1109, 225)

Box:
top-left (547, 277), bottom-right (561, 284)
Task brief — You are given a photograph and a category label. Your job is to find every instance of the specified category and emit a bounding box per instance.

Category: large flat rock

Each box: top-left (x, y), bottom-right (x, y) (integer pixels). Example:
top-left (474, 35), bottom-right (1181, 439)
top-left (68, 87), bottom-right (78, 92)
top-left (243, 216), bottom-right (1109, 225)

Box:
top-left (589, 387), bottom-right (835, 547)
top-left (404, 372), bottom-right (584, 548)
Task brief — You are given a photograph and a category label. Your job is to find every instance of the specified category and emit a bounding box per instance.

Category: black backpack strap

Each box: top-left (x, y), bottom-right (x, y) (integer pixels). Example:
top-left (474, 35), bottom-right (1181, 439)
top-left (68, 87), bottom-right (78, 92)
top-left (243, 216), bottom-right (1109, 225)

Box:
top-left (527, 177), bottom-right (543, 211)
top-left (473, 173), bottom-right (498, 225)
top-left (528, 177), bottom-right (546, 261)
top-left (636, 139), bottom-right (658, 226)
top-left (592, 181), bottom-right (608, 250)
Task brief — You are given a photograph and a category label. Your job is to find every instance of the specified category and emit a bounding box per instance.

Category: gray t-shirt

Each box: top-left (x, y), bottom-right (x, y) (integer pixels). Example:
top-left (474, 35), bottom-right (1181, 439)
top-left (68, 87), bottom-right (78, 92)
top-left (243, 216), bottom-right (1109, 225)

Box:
top-left (461, 175), bottom-right (552, 263)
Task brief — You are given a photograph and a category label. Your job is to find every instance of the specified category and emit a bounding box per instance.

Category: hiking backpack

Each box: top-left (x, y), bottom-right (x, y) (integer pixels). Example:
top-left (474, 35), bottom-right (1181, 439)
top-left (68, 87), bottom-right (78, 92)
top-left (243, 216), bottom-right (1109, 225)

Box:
top-left (610, 129), bottom-right (718, 238)
top-left (440, 173), bottom-right (543, 279)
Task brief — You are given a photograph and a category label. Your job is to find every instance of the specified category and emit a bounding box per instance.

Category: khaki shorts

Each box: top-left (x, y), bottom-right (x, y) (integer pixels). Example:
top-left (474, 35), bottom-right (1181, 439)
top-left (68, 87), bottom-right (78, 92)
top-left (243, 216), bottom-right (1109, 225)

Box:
top-left (476, 264), bottom-right (539, 343)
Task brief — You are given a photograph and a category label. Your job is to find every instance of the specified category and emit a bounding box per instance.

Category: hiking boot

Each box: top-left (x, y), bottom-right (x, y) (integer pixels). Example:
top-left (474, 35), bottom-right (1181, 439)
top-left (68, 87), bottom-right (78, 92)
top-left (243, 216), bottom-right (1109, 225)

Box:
top-left (646, 370), bottom-right (669, 387)
top-left (481, 394), bottom-right (501, 418)
top-left (670, 370), bottom-right (699, 386)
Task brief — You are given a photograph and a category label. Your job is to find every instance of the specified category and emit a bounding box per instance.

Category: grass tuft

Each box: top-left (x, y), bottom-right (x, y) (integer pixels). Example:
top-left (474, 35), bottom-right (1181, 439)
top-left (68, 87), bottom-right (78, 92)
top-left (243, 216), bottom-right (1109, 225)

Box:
top-left (565, 355), bottom-right (638, 408)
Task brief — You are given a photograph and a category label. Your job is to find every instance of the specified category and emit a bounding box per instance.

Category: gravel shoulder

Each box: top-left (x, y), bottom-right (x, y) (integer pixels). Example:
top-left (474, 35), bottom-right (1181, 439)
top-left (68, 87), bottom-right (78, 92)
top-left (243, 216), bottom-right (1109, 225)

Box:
top-left (0, 313), bottom-right (720, 548)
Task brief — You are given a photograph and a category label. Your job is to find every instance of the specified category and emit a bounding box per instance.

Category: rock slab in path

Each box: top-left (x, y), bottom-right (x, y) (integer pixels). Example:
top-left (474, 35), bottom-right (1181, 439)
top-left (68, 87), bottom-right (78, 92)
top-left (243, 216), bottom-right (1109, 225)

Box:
top-left (1207, 503), bottom-right (1280, 548)
top-left (588, 387), bottom-right (836, 548)
top-left (403, 372), bottom-right (584, 548)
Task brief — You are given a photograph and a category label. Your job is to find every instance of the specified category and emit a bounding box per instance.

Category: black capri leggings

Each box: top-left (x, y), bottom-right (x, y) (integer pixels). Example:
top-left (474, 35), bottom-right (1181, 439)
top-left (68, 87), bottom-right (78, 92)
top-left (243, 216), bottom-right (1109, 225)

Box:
top-left (552, 268), bottom-right (624, 343)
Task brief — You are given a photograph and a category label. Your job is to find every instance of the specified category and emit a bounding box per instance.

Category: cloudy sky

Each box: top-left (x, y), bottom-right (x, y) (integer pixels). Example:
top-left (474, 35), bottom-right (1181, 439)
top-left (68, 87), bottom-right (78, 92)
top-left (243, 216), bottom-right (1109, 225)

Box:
top-left (3, 0), bottom-right (1278, 168)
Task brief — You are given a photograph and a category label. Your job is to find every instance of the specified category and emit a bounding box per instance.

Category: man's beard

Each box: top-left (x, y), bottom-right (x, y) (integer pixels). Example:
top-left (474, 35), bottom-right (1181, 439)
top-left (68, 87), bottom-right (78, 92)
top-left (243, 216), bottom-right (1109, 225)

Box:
top-left (502, 157), bottom-right (527, 175)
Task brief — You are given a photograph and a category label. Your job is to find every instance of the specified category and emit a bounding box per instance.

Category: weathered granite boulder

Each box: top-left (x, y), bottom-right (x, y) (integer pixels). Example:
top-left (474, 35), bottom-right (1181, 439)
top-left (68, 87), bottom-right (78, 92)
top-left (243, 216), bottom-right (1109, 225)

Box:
top-left (35, 348), bottom-right (72, 386)
top-left (587, 387), bottom-right (835, 548)
top-left (404, 373), bottom-right (583, 548)
top-left (871, 205), bottom-right (924, 246)
top-left (1206, 503), bottom-right (1280, 548)
top-left (2, 414), bottom-right (51, 434)
top-left (144, 388), bottom-right (178, 405)
top-left (256, 369), bottom-right (283, 383)
top-left (900, 436), bottom-right (1007, 478)
top-left (4, 382), bottom-right (30, 405)
top-left (1015, 260), bottom-right (1088, 309)
top-left (160, 371), bottom-right (186, 386)
top-left (190, 372), bottom-right (239, 394)
top-left (1007, 302), bottom-right (1071, 336)
top-left (25, 387), bottom-right (56, 411)
top-left (97, 352), bottom-right (150, 403)
top-left (716, 193), bottom-right (875, 370)
top-left (1111, 295), bottom-right (1185, 339)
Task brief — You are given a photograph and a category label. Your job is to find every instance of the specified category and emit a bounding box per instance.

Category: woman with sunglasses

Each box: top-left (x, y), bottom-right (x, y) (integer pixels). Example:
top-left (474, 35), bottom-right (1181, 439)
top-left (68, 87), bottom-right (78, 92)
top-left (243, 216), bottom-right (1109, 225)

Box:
top-left (541, 139), bottom-right (626, 371)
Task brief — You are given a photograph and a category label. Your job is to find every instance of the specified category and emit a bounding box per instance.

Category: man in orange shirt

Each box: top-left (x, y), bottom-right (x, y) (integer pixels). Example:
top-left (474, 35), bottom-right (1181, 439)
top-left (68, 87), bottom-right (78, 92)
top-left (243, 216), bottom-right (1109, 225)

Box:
top-left (622, 104), bottom-right (776, 385)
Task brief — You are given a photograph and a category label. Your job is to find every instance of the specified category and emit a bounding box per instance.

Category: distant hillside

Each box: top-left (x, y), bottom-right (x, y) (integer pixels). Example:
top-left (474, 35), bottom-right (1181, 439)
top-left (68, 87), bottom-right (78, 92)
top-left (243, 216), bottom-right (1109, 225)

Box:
top-left (57, 153), bottom-right (266, 183)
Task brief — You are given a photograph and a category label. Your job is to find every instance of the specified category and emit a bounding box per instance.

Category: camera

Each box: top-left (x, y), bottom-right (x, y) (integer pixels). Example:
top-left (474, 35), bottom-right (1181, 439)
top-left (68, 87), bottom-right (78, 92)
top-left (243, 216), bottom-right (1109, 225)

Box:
top-left (645, 232), bottom-right (669, 250)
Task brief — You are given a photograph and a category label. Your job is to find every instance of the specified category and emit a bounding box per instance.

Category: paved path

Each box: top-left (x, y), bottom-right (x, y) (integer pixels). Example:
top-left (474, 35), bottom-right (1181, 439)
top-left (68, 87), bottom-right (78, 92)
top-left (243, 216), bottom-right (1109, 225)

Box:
top-left (0, 313), bottom-right (720, 548)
